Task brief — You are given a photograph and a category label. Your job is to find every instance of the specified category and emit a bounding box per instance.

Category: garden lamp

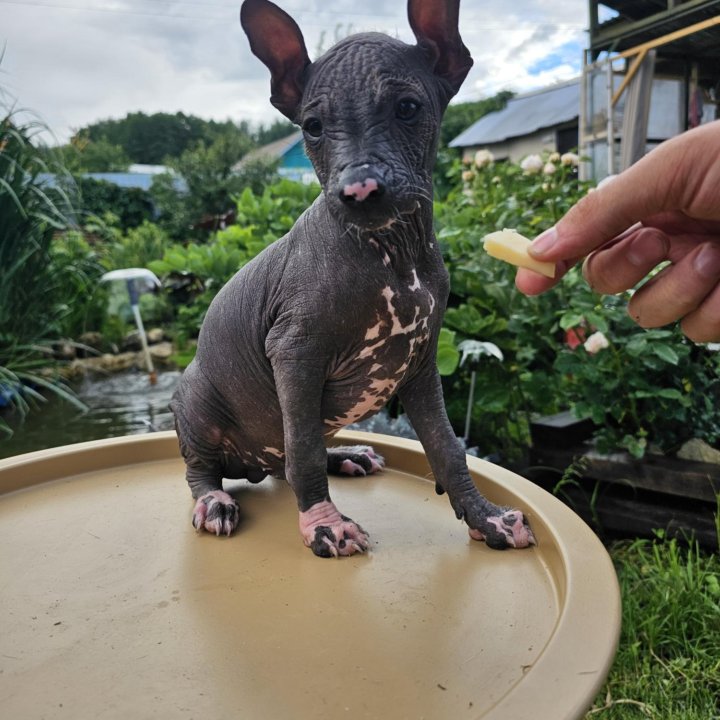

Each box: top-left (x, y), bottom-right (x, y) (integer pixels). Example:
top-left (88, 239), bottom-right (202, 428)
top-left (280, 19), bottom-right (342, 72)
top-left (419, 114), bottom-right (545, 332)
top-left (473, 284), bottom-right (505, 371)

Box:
top-left (458, 340), bottom-right (504, 450)
top-left (100, 268), bottom-right (161, 385)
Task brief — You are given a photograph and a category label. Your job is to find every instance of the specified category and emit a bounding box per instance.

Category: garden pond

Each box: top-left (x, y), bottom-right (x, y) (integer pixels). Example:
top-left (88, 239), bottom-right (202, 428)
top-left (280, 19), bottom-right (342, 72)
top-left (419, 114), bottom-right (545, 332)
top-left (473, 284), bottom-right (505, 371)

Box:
top-left (0, 370), bottom-right (180, 460)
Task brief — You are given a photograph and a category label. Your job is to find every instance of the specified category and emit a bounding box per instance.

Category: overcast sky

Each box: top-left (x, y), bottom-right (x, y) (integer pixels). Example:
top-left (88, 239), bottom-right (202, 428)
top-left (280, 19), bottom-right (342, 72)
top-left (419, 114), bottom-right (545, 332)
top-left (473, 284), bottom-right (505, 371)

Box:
top-left (1, 0), bottom-right (589, 144)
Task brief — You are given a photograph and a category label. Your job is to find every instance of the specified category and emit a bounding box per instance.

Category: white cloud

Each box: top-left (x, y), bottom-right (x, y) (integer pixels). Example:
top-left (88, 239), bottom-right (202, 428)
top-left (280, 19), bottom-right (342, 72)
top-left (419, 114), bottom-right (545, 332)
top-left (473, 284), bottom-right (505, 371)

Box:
top-left (0, 0), bottom-right (588, 143)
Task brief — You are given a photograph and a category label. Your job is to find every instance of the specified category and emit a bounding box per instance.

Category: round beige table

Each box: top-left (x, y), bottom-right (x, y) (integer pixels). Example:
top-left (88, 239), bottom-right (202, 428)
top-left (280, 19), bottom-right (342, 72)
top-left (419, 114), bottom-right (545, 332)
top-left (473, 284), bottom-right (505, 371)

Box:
top-left (0, 430), bottom-right (620, 719)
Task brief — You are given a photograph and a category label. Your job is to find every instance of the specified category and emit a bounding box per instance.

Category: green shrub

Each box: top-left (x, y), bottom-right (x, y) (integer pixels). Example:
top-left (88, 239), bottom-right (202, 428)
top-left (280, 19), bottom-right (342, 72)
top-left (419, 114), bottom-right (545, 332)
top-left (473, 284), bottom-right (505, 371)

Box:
top-left (76, 175), bottom-right (154, 230)
top-left (149, 179), bottom-right (322, 338)
top-left (106, 219), bottom-right (170, 270)
top-left (48, 230), bottom-right (107, 339)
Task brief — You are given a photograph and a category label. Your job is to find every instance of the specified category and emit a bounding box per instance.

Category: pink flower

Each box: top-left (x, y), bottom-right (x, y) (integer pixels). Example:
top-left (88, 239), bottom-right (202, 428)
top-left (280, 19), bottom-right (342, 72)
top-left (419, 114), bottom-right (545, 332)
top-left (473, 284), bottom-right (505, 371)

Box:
top-left (584, 331), bottom-right (609, 354)
top-left (565, 326), bottom-right (587, 350)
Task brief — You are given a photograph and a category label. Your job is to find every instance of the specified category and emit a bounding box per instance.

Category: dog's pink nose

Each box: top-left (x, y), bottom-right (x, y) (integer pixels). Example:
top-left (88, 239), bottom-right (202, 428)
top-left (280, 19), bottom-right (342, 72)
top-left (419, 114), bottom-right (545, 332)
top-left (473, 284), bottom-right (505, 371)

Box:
top-left (341, 178), bottom-right (383, 203)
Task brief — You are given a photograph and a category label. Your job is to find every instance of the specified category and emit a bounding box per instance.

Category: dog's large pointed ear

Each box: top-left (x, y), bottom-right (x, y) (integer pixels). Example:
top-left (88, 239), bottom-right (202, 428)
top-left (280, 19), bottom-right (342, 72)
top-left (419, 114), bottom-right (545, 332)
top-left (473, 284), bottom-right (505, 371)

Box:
top-left (240, 0), bottom-right (311, 121)
top-left (408, 0), bottom-right (473, 96)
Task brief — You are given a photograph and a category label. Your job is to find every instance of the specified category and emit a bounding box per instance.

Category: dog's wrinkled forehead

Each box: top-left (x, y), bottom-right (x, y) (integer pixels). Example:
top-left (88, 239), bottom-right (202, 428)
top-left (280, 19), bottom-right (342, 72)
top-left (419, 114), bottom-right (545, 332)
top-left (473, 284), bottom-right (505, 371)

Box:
top-left (304, 34), bottom-right (439, 112)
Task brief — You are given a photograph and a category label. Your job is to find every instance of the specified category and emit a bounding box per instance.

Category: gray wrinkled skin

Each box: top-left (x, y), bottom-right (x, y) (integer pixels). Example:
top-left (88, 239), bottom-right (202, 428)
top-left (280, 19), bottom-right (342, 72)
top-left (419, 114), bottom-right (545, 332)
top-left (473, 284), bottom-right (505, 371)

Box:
top-left (171, 0), bottom-right (536, 555)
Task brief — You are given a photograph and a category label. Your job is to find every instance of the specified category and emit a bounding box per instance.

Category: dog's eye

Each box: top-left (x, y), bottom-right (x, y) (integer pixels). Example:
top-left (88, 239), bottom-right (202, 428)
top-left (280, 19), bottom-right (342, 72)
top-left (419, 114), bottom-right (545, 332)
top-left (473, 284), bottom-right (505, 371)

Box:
top-left (303, 118), bottom-right (323, 138)
top-left (396, 99), bottom-right (420, 122)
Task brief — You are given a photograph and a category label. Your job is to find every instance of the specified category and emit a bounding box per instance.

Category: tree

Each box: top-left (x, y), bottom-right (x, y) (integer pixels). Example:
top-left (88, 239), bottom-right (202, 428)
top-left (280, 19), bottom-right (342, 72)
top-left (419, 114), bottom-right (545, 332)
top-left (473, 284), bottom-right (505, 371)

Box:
top-left (78, 111), bottom-right (254, 165)
top-left (254, 119), bottom-right (296, 146)
top-left (150, 130), bottom-right (279, 241)
top-left (60, 135), bottom-right (130, 173)
top-left (440, 91), bottom-right (514, 148)
top-left (75, 176), bottom-right (154, 230)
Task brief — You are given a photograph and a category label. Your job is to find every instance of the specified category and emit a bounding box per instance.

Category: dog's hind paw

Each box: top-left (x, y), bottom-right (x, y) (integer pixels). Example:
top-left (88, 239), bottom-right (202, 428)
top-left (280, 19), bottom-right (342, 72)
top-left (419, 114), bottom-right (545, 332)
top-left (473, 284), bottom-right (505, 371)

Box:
top-left (327, 445), bottom-right (385, 476)
top-left (192, 490), bottom-right (240, 537)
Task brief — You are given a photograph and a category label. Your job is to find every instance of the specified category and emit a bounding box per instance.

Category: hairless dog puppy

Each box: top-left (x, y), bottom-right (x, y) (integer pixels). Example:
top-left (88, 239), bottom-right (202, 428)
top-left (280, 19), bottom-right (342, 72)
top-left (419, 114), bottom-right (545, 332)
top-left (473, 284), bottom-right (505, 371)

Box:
top-left (170, 0), bottom-right (536, 557)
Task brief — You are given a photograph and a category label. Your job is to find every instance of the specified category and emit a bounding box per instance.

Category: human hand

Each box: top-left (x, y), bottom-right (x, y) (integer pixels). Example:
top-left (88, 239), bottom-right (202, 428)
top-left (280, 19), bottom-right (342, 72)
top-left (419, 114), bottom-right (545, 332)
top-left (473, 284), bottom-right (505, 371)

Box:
top-left (515, 120), bottom-right (720, 342)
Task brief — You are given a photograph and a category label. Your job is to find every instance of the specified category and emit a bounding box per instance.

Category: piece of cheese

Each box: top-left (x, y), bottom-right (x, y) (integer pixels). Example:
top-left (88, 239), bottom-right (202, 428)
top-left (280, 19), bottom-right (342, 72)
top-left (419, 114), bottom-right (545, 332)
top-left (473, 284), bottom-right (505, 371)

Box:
top-left (482, 229), bottom-right (555, 279)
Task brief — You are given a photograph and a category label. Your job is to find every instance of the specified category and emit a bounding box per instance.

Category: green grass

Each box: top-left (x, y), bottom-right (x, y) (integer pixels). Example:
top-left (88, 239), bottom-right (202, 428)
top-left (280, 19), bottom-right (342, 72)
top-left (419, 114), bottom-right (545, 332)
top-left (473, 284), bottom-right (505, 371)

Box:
top-left (586, 534), bottom-right (720, 719)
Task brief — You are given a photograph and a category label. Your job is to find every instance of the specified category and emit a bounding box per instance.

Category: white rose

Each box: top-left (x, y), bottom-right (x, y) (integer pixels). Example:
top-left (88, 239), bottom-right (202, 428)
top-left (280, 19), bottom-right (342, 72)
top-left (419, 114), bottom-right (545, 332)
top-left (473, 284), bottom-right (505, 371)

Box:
top-left (543, 161), bottom-right (557, 175)
top-left (584, 331), bottom-right (610, 354)
top-left (520, 154), bottom-right (543, 174)
top-left (560, 152), bottom-right (579, 167)
top-left (474, 149), bottom-right (495, 168)
top-left (461, 170), bottom-right (475, 182)
top-left (549, 152), bottom-right (561, 163)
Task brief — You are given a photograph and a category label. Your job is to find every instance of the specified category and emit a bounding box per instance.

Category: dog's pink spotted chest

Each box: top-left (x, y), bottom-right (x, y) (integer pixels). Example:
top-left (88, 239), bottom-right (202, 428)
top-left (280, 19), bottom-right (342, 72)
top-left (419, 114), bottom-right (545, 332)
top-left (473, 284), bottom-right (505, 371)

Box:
top-left (324, 276), bottom-right (434, 431)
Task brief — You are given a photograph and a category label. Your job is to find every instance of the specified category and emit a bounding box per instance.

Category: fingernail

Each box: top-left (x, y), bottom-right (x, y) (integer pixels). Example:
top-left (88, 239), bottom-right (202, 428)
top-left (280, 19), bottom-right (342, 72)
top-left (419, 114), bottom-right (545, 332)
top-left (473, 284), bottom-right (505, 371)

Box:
top-left (530, 227), bottom-right (557, 257)
top-left (627, 233), bottom-right (663, 267)
top-left (694, 243), bottom-right (720, 279)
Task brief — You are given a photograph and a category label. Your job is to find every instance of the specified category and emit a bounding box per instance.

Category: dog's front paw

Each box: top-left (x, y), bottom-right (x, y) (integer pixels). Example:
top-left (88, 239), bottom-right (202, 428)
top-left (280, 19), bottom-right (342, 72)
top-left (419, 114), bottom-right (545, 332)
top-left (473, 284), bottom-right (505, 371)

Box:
top-left (192, 490), bottom-right (240, 537)
top-left (468, 509), bottom-right (536, 549)
top-left (299, 500), bottom-right (370, 557)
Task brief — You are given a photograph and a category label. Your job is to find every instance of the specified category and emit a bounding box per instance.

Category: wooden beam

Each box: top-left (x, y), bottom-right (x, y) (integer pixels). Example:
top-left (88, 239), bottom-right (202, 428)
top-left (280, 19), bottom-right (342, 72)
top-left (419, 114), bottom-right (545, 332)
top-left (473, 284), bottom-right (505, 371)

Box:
top-left (612, 48), bottom-right (649, 106)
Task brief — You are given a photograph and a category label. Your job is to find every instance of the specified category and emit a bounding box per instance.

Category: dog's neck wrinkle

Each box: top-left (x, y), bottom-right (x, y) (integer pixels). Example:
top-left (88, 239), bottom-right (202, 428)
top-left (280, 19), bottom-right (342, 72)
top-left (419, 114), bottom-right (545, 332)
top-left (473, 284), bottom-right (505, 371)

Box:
top-left (361, 209), bottom-right (432, 268)
top-left (306, 195), bottom-right (434, 269)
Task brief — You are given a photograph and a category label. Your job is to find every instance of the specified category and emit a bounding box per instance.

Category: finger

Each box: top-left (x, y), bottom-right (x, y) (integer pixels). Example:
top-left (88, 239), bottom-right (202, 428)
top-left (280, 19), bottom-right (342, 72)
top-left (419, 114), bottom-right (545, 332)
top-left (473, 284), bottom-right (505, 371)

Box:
top-left (641, 211), bottom-right (720, 237)
top-left (582, 227), bottom-right (670, 294)
top-left (515, 258), bottom-right (577, 295)
top-left (527, 125), bottom-right (717, 263)
top-left (627, 242), bottom-right (720, 328)
top-left (681, 282), bottom-right (720, 342)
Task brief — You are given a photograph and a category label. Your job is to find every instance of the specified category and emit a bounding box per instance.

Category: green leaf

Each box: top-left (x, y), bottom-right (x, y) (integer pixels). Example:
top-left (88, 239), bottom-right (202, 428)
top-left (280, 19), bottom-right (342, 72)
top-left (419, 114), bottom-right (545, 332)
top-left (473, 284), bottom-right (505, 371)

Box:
top-left (655, 388), bottom-right (683, 400)
top-left (559, 311), bottom-right (585, 331)
top-left (652, 344), bottom-right (679, 365)
top-left (436, 328), bottom-right (459, 376)
top-left (625, 336), bottom-right (647, 357)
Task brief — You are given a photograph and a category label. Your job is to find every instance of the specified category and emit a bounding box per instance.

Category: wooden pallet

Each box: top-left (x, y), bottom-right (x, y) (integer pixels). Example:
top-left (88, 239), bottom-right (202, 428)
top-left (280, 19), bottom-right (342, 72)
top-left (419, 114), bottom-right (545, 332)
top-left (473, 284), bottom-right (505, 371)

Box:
top-left (526, 412), bottom-right (720, 550)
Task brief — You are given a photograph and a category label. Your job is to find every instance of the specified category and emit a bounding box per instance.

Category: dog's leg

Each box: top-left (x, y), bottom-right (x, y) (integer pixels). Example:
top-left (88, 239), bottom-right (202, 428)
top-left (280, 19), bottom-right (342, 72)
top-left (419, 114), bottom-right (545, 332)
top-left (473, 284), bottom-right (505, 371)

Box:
top-left (327, 445), bottom-right (385, 477)
top-left (174, 412), bottom-right (241, 537)
top-left (272, 361), bottom-right (370, 558)
top-left (398, 366), bottom-right (536, 549)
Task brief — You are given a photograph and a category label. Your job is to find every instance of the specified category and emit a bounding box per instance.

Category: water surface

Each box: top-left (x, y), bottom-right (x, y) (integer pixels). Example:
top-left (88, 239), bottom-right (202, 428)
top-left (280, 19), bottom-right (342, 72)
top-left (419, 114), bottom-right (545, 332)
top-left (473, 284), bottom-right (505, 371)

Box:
top-left (0, 370), bottom-right (180, 460)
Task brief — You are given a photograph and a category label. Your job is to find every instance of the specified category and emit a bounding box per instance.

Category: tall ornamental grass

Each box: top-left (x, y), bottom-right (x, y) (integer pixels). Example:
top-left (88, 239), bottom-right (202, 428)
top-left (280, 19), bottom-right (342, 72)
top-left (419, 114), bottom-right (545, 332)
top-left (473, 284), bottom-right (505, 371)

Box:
top-left (0, 111), bottom-right (85, 434)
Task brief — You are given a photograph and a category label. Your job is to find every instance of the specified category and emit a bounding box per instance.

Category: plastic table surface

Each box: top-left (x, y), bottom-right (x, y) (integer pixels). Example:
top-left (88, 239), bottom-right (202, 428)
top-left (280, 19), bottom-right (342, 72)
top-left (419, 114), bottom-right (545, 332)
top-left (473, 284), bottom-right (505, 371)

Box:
top-left (0, 430), bottom-right (620, 720)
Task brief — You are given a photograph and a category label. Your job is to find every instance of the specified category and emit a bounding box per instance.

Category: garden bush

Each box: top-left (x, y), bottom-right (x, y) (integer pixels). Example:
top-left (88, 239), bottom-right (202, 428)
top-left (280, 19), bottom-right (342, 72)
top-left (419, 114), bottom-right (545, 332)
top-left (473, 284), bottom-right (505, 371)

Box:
top-left (149, 179), bottom-right (321, 340)
top-left (76, 175), bottom-right (154, 231)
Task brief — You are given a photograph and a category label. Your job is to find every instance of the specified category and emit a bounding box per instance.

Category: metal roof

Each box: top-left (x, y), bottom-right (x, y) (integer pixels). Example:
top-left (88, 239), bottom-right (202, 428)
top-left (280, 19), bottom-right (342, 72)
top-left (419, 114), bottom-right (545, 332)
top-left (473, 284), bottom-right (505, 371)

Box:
top-left (233, 130), bottom-right (304, 169)
top-left (449, 80), bottom-right (580, 148)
